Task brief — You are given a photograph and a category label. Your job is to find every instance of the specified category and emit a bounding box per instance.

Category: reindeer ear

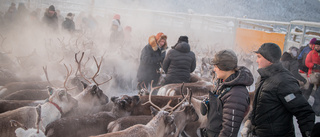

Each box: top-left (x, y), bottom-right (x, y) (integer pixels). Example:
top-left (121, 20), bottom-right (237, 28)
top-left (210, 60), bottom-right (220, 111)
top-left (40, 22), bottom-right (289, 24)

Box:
top-left (132, 95), bottom-right (140, 105)
top-left (47, 86), bottom-right (54, 96)
top-left (111, 96), bottom-right (118, 103)
top-left (81, 81), bottom-right (88, 89)
top-left (58, 90), bottom-right (66, 100)
top-left (164, 115), bottom-right (174, 125)
top-left (150, 106), bottom-right (158, 117)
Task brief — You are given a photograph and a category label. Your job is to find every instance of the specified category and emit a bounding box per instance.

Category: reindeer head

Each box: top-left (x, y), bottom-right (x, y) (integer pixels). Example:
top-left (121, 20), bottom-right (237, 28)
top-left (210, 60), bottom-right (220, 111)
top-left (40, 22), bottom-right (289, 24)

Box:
top-left (110, 95), bottom-right (140, 117)
top-left (75, 81), bottom-right (109, 108)
top-left (150, 106), bottom-right (176, 137)
top-left (47, 86), bottom-right (78, 114)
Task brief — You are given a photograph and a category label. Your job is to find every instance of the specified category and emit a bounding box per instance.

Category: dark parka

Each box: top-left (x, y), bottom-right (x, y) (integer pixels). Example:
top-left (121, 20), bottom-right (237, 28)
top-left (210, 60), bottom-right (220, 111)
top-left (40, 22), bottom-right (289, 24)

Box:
top-left (281, 52), bottom-right (307, 83)
top-left (42, 10), bottom-right (58, 30)
top-left (137, 36), bottom-right (164, 85)
top-left (207, 66), bottom-right (253, 137)
top-left (62, 18), bottom-right (75, 32)
top-left (250, 62), bottom-right (315, 137)
top-left (162, 42), bottom-right (196, 84)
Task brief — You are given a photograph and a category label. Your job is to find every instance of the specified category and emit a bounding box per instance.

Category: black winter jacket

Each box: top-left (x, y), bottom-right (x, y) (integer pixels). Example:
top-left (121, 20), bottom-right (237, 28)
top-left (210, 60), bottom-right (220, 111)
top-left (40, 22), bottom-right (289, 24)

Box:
top-left (137, 44), bottom-right (162, 85)
top-left (281, 52), bottom-right (307, 83)
top-left (207, 66), bottom-right (253, 137)
top-left (42, 11), bottom-right (58, 30)
top-left (250, 62), bottom-right (315, 137)
top-left (162, 42), bottom-right (196, 84)
top-left (62, 18), bottom-right (75, 32)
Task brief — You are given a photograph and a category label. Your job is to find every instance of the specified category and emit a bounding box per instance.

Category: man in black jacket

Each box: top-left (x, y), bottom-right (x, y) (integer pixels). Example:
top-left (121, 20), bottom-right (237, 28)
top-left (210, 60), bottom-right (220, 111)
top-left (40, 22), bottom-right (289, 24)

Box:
top-left (242, 43), bottom-right (315, 137)
top-left (162, 41), bottom-right (196, 85)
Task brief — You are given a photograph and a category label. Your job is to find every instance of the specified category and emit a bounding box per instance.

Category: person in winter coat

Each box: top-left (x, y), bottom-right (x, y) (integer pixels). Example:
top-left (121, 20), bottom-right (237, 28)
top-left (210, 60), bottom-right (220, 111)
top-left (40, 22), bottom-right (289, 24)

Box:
top-left (298, 38), bottom-right (317, 73)
top-left (200, 49), bottom-right (253, 137)
top-left (4, 2), bottom-right (17, 24)
top-left (242, 43), bottom-right (315, 137)
top-left (62, 13), bottom-right (75, 32)
top-left (305, 40), bottom-right (320, 76)
top-left (42, 5), bottom-right (58, 30)
top-left (281, 46), bottom-right (307, 84)
top-left (137, 34), bottom-right (167, 89)
top-left (110, 14), bottom-right (124, 46)
top-left (162, 41), bottom-right (196, 85)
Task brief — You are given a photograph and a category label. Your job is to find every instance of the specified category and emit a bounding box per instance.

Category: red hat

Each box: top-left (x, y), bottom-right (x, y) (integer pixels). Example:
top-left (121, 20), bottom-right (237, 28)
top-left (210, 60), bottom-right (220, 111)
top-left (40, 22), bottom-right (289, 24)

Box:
top-left (113, 14), bottom-right (120, 20)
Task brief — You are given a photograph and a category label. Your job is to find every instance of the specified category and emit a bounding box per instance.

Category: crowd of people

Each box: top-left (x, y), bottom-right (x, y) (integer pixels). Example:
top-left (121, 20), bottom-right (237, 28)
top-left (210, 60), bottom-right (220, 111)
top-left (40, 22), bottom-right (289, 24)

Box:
top-left (1, 2), bottom-right (319, 137)
top-left (137, 33), bottom-right (319, 137)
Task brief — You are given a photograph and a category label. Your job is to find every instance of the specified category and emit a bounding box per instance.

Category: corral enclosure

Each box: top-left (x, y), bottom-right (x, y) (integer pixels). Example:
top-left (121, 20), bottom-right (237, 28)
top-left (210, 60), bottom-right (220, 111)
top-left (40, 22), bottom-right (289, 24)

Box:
top-left (0, 0), bottom-right (320, 96)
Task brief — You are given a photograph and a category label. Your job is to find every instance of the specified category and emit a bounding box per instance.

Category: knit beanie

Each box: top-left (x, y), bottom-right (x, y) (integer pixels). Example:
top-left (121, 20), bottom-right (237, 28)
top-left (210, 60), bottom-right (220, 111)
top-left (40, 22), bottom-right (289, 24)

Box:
top-left (310, 38), bottom-right (317, 44)
top-left (49, 5), bottom-right (55, 11)
top-left (254, 43), bottom-right (282, 63)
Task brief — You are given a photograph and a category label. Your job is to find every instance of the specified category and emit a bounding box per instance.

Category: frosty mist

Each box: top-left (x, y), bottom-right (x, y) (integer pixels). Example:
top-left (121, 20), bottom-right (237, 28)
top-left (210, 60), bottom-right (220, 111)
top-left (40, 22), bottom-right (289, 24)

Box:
top-left (0, 0), bottom-right (267, 97)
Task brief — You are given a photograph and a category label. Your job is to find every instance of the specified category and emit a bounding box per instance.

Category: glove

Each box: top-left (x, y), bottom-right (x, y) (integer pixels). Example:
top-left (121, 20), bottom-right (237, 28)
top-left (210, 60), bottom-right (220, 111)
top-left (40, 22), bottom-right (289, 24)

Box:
top-left (313, 64), bottom-right (320, 70)
top-left (200, 98), bottom-right (209, 115)
top-left (302, 131), bottom-right (311, 137)
top-left (241, 120), bottom-right (252, 137)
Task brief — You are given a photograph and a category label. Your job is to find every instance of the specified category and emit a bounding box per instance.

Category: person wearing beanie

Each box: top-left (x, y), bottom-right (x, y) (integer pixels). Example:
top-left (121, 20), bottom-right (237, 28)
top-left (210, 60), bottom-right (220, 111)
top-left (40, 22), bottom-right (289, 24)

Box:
top-left (137, 35), bottom-right (164, 90)
top-left (171, 36), bottom-right (188, 49)
top-left (200, 49), bottom-right (253, 137)
top-left (62, 12), bottom-right (75, 32)
top-left (241, 43), bottom-right (315, 137)
top-left (42, 5), bottom-right (58, 30)
top-left (162, 41), bottom-right (196, 85)
top-left (298, 38), bottom-right (317, 73)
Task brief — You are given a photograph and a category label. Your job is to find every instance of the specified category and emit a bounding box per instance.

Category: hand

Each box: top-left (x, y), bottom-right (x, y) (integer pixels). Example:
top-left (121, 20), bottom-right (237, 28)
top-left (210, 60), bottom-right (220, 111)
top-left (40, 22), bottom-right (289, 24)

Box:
top-left (313, 64), bottom-right (320, 70)
top-left (241, 120), bottom-right (252, 137)
top-left (302, 131), bottom-right (311, 137)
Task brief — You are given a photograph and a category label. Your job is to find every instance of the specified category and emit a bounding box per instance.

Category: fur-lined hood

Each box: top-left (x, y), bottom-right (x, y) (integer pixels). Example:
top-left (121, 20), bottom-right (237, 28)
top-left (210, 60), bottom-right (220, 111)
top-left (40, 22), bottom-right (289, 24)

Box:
top-left (156, 32), bottom-right (168, 49)
top-left (148, 35), bottom-right (158, 51)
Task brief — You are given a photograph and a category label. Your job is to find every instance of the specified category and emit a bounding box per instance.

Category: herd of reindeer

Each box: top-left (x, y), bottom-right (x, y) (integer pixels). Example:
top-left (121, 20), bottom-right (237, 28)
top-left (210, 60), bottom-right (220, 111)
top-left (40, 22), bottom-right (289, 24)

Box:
top-left (0, 31), bottom-right (258, 137)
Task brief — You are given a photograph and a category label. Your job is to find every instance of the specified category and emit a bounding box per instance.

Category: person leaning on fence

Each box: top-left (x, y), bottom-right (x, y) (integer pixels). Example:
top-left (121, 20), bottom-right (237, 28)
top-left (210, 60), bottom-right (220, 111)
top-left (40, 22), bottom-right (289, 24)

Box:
top-left (200, 49), bottom-right (253, 137)
top-left (241, 43), bottom-right (315, 137)
top-left (137, 34), bottom-right (167, 89)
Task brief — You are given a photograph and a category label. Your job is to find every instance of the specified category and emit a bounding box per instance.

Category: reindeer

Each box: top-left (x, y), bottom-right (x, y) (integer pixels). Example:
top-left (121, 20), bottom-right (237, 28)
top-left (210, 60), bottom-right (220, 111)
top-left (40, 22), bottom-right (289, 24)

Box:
top-left (0, 86), bottom-right (78, 137)
top-left (61, 52), bottom-right (111, 117)
top-left (45, 94), bottom-right (141, 137)
top-left (90, 84), bottom-right (189, 137)
top-left (108, 88), bottom-right (199, 137)
top-left (2, 89), bottom-right (49, 100)
top-left (0, 100), bottom-right (45, 114)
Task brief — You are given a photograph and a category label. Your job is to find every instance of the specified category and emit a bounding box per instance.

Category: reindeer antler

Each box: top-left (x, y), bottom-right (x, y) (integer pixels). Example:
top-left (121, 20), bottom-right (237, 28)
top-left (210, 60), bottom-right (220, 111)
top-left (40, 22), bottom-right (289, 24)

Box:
top-left (63, 64), bottom-right (76, 91)
top-left (75, 52), bottom-right (92, 84)
top-left (43, 66), bottom-right (56, 87)
top-left (170, 88), bottom-right (190, 114)
top-left (147, 80), bottom-right (162, 110)
top-left (92, 56), bottom-right (112, 86)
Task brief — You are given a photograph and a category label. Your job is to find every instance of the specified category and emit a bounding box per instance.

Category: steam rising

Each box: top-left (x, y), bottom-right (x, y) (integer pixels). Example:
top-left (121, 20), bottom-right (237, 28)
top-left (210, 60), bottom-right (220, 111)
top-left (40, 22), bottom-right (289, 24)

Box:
top-left (0, 0), bottom-right (272, 96)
